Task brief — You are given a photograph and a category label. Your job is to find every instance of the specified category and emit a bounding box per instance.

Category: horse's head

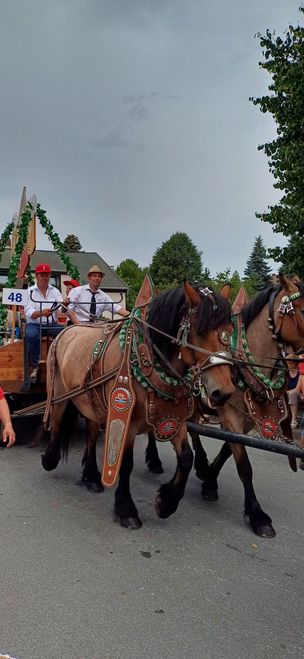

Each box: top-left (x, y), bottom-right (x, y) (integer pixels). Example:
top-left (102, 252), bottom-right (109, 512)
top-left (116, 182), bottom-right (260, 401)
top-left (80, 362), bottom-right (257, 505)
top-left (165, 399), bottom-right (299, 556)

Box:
top-left (271, 276), bottom-right (304, 351)
top-left (180, 281), bottom-right (235, 407)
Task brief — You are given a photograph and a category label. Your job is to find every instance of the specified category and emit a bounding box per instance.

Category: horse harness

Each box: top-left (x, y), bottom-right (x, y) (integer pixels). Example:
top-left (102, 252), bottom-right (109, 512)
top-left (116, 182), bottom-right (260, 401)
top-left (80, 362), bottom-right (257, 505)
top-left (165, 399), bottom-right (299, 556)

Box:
top-left (231, 288), bottom-right (304, 469)
top-left (86, 279), bottom-right (233, 486)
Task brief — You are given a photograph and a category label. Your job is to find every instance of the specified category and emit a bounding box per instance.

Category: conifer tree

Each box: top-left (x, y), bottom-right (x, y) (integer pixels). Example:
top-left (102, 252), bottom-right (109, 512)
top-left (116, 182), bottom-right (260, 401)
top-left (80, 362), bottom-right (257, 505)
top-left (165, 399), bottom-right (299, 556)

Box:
top-left (244, 236), bottom-right (271, 291)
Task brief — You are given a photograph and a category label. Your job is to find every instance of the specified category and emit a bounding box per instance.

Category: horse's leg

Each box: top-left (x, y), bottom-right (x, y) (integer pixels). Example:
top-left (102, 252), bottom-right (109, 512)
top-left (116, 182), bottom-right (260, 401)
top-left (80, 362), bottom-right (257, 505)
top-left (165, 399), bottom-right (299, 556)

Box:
top-left (230, 443), bottom-right (275, 538)
top-left (114, 434), bottom-right (142, 530)
top-left (200, 441), bottom-right (232, 501)
top-left (155, 429), bottom-right (193, 518)
top-left (145, 431), bottom-right (164, 474)
top-left (191, 431), bottom-right (210, 481)
top-left (82, 419), bottom-right (104, 493)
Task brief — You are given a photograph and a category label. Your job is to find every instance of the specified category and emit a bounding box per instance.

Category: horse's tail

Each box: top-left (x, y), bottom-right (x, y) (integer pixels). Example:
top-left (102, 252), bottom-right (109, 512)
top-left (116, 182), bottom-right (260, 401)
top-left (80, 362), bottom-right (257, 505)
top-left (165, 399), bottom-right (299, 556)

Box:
top-left (57, 400), bottom-right (80, 461)
top-left (44, 337), bottom-right (58, 430)
top-left (38, 400), bottom-right (79, 460)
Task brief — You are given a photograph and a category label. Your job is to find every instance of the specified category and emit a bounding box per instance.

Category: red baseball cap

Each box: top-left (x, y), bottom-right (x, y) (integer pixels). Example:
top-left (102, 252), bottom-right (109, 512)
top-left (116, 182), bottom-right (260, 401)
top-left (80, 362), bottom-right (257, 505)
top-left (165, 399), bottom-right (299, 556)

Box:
top-left (63, 279), bottom-right (80, 288)
top-left (35, 263), bottom-right (51, 274)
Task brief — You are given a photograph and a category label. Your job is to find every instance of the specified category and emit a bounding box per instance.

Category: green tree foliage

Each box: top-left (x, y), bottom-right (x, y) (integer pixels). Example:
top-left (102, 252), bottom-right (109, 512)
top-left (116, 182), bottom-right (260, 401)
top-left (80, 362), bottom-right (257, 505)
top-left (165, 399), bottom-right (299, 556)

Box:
top-left (251, 8), bottom-right (304, 277)
top-left (63, 234), bottom-right (82, 252)
top-left (150, 232), bottom-right (203, 289)
top-left (116, 258), bottom-right (147, 309)
top-left (211, 268), bottom-right (242, 301)
top-left (244, 235), bottom-right (272, 291)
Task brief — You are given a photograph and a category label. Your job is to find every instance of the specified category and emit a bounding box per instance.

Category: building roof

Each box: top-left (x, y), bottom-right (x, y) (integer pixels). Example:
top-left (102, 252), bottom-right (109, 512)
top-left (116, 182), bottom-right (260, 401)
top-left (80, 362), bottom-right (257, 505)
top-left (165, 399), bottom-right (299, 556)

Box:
top-left (0, 249), bottom-right (128, 291)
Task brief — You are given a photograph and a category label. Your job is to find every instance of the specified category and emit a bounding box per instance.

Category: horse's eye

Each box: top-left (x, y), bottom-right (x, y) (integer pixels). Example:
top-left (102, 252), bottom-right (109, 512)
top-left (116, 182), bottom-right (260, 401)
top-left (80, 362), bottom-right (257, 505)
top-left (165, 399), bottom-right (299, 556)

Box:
top-left (220, 330), bottom-right (230, 345)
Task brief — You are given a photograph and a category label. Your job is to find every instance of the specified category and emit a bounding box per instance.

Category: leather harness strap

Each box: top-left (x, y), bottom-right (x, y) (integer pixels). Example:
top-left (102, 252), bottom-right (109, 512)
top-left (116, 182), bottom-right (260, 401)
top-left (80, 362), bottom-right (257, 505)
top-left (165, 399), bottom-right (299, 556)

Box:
top-left (102, 324), bottom-right (136, 488)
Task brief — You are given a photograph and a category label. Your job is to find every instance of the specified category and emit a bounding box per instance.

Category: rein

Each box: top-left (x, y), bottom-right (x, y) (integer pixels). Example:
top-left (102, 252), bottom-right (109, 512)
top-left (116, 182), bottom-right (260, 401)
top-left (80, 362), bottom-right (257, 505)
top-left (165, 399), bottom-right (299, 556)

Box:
top-left (14, 366), bottom-right (120, 416)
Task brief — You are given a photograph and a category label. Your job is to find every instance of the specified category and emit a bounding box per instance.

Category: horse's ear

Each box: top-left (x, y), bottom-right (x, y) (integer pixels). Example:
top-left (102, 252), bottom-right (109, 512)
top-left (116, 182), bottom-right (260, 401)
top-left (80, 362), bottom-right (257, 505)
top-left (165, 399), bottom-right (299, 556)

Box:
top-left (184, 280), bottom-right (201, 306)
top-left (279, 274), bottom-right (298, 295)
top-left (219, 283), bottom-right (231, 300)
top-left (232, 286), bottom-right (249, 314)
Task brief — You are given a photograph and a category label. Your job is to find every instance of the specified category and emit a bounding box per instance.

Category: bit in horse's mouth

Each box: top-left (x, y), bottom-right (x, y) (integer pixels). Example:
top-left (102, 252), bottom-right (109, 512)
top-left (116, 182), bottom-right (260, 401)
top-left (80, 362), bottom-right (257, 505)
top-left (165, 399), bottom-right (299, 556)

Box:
top-left (200, 385), bottom-right (210, 407)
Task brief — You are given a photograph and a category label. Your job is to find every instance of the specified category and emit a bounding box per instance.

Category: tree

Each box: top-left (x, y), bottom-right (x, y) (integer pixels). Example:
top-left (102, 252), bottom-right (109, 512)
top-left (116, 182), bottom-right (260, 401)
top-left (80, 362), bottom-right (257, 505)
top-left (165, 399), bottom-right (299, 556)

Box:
top-left (150, 232), bottom-right (203, 289)
top-left (244, 236), bottom-right (272, 291)
top-left (63, 234), bottom-right (82, 251)
top-left (251, 8), bottom-right (304, 276)
top-left (116, 258), bottom-right (147, 309)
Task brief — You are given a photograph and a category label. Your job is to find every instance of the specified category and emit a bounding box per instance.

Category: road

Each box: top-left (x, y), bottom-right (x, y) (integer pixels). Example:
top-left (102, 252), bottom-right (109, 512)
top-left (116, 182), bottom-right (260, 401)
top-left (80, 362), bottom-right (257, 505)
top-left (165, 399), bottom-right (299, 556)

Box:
top-left (0, 424), bottom-right (304, 659)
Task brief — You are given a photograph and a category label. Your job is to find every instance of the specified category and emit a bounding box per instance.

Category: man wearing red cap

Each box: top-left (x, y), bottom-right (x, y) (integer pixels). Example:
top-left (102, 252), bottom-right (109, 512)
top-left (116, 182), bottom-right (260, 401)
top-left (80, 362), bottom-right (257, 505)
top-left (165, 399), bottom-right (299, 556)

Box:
top-left (24, 263), bottom-right (63, 379)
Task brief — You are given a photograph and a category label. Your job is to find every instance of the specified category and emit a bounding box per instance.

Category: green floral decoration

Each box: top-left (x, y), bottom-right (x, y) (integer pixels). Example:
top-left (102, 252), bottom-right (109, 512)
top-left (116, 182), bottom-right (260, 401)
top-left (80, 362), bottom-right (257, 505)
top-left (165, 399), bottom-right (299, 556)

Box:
top-left (36, 204), bottom-right (80, 281)
top-left (0, 202), bottom-right (80, 330)
top-left (0, 221), bottom-right (14, 261)
top-left (0, 209), bottom-right (33, 329)
top-left (25, 263), bottom-right (35, 286)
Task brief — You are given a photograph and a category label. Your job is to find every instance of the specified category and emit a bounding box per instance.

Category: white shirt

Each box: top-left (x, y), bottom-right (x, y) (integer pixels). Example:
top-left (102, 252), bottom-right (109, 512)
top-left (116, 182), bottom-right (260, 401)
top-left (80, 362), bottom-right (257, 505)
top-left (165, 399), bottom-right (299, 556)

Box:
top-left (68, 285), bottom-right (122, 322)
top-left (25, 284), bottom-right (63, 325)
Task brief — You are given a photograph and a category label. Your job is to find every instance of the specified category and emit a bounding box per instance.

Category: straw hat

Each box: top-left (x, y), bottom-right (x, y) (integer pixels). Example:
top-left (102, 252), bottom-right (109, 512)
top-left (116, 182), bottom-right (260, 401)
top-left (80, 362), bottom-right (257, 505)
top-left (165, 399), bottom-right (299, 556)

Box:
top-left (87, 264), bottom-right (105, 276)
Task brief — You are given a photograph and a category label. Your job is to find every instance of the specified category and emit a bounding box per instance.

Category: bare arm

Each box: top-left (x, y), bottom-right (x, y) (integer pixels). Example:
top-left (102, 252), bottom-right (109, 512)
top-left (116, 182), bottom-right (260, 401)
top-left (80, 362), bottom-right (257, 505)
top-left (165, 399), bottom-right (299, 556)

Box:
top-left (117, 308), bottom-right (130, 318)
top-left (0, 398), bottom-right (15, 447)
top-left (67, 310), bottom-right (79, 324)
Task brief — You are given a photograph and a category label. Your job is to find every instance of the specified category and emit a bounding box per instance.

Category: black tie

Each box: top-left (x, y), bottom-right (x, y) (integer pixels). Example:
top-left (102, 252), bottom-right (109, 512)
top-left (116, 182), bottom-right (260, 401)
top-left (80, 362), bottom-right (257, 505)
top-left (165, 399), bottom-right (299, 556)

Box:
top-left (89, 291), bottom-right (96, 322)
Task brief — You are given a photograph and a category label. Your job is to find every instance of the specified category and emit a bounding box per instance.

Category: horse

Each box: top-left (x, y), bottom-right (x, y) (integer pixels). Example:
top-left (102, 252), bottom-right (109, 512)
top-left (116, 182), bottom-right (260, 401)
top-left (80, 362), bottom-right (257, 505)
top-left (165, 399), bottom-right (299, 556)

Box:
top-left (40, 280), bottom-right (235, 529)
top-left (145, 276), bottom-right (304, 537)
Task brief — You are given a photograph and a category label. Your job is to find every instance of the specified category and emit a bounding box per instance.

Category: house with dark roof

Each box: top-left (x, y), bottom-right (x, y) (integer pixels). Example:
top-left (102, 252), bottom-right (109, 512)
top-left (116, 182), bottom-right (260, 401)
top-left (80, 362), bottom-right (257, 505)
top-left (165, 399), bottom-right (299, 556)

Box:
top-left (0, 250), bottom-right (128, 308)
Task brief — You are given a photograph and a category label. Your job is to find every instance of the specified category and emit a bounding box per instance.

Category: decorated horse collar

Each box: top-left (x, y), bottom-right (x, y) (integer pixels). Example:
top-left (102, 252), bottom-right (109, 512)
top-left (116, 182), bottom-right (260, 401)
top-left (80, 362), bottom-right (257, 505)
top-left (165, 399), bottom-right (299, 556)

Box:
top-left (231, 314), bottom-right (286, 398)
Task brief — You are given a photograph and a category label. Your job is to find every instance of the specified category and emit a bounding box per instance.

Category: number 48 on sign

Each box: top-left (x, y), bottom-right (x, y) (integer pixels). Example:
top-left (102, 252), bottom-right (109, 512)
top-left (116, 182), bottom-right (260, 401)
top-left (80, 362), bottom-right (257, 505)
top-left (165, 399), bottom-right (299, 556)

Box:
top-left (2, 288), bottom-right (25, 306)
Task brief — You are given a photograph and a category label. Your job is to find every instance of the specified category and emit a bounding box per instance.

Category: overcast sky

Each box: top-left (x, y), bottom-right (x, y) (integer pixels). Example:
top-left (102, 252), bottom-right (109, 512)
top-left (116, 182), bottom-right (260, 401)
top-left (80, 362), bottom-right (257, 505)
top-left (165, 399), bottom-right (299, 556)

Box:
top-left (0, 1), bottom-right (301, 276)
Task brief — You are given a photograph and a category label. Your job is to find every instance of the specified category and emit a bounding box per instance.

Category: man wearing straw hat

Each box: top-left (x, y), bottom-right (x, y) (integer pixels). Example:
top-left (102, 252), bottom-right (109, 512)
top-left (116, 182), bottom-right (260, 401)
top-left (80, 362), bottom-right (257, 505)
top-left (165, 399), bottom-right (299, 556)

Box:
top-left (67, 264), bottom-right (129, 324)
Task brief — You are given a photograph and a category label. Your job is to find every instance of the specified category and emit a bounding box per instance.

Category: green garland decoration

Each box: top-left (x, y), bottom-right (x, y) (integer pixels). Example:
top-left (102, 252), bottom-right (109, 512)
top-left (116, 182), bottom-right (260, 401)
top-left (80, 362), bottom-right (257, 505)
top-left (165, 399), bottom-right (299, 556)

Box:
top-left (25, 263), bottom-right (35, 286)
top-left (36, 204), bottom-right (80, 281)
top-left (0, 208), bottom-right (33, 329)
top-left (0, 221), bottom-right (14, 261)
top-left (0, 221), bottom-right (15, 328)
top-left (0, 201), bottom-right (80, 330)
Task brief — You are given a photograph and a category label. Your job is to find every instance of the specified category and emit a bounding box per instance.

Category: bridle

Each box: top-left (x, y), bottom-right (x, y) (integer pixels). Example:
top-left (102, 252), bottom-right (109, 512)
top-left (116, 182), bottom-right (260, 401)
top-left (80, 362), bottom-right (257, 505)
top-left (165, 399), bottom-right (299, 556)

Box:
top-left (268, 286), bottom-right (304, 345)
top-left (174, 286), bottom-right (233, 385)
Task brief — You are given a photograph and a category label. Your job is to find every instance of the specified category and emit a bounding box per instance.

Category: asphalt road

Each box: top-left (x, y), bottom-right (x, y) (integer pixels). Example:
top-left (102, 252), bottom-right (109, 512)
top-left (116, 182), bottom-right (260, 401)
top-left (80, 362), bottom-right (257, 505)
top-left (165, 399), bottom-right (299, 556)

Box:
top-left (1, 424), bottom-right (304, 659)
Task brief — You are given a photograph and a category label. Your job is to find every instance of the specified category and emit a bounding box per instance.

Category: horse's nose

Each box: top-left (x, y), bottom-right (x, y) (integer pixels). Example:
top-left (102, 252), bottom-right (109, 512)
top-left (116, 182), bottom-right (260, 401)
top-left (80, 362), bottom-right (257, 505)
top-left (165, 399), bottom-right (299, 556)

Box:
top-left (209, 388), bottom-right (233, 407)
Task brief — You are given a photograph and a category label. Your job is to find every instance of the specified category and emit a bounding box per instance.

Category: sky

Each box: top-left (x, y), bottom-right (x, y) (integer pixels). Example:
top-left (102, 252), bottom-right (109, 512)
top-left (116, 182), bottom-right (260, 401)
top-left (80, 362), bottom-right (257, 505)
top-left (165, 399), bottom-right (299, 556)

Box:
top-left (0, 0), bottom-right (301, 277)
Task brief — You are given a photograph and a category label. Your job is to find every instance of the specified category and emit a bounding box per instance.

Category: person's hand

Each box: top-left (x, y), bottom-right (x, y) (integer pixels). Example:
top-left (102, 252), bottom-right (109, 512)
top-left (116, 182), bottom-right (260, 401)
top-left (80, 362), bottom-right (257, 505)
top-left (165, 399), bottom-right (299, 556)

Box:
top-left (41, 309), bottom-right (53, 318)
top-left (2, 422), bottom-right (15, 447)
top-left (63, 297), bottom-right (70, 306)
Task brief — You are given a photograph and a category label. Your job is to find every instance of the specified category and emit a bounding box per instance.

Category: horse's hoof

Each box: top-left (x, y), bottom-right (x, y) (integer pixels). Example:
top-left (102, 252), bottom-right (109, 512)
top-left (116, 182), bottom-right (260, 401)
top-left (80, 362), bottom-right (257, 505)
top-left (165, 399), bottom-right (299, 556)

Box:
top-left (147, 461), bottom-right (164, 474)
top-left (113, 513), bottom-right (142, 530)
top-left (41, 454), bottom-right (59, 471)
top-left (155, 493), bottom-right (177, 519)
top-left (252, 523), bottom-right (276, 538)
top-left (201, 486), bottom-right (218, 501)
top-left (85, 480), bottom-right (104, 493)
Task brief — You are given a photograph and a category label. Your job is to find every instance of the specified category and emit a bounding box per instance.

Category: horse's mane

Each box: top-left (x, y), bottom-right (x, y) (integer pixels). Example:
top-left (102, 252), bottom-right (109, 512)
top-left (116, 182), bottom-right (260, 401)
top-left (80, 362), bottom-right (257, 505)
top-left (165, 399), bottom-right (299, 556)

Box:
top-left (148, 286), bottom-right (231, 360)
top-left (242, 281), bottom-right (304, 329)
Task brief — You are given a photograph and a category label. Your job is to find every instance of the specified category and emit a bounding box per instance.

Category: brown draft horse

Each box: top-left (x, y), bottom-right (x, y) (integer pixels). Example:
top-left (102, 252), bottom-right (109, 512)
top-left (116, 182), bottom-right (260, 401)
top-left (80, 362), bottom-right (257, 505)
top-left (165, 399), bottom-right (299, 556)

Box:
top-left (146, 276), bottom-right (304, 537)
top-left (40, 281), bottom-right (235, 529)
